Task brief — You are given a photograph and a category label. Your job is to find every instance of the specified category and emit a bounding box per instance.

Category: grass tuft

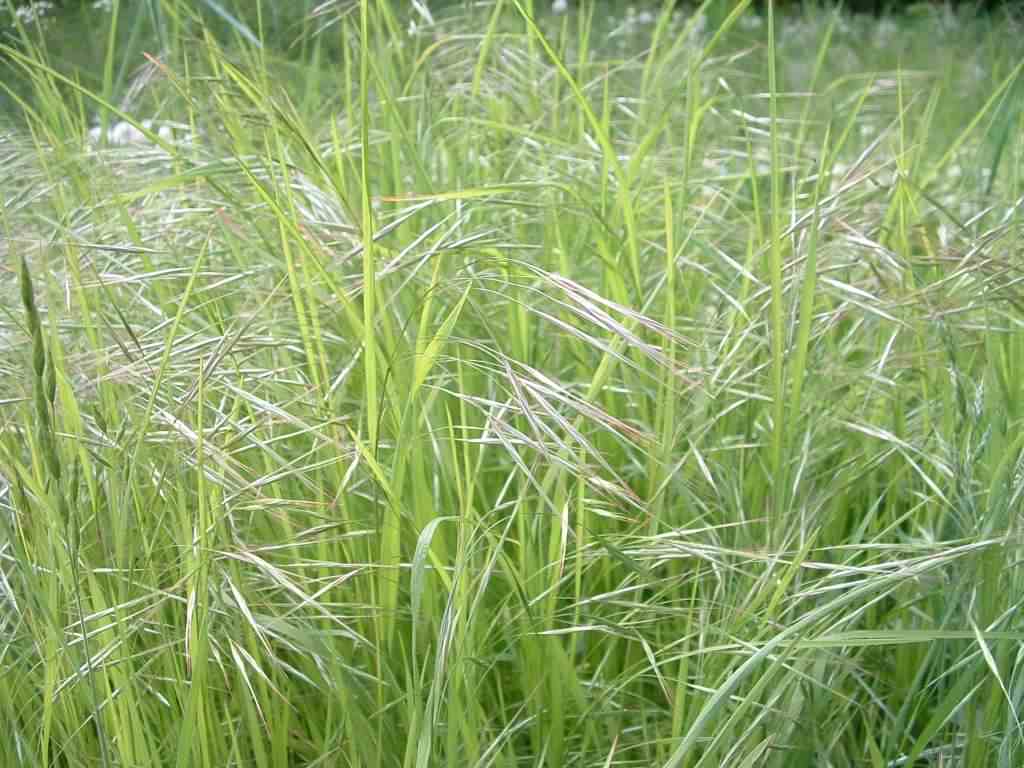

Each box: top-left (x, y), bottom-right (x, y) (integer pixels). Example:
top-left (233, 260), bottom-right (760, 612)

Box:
top-left (1, 1), bottom-right (1024, 766)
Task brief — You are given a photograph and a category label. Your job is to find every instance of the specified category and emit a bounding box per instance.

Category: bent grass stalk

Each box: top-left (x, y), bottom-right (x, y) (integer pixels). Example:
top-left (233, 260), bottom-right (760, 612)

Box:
top-left (1, 2), bottom-right (1023, 766)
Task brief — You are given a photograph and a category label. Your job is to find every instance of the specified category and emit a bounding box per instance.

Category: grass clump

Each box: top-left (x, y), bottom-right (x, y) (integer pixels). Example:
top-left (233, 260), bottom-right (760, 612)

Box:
top-left (2, 1), bottom-right (1024, 766)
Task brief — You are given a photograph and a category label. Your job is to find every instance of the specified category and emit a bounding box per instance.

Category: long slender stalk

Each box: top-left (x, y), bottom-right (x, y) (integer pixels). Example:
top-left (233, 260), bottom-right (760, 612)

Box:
top-left (1, 3), bottom-right (1022, 767)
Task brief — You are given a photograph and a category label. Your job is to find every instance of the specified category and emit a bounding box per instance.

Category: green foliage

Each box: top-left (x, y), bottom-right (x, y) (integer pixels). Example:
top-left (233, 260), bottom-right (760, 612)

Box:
top-left (2, 1), bottom-right (1024, 766)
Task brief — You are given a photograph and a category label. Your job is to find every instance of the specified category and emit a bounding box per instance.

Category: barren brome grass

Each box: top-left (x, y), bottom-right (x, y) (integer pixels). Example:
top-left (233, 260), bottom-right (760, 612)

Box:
top-left (1, 1), bottom-right (1024, 766)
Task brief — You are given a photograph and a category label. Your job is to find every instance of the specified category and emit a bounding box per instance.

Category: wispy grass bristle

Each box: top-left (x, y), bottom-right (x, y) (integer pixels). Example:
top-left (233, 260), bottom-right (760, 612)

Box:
top-left (1, 1), bottom-right (1024, 766)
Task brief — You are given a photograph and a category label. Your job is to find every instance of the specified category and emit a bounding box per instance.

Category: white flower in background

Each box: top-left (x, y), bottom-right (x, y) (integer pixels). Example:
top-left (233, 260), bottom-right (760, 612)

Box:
top-left (553, 0), bottom-right (568, 14)
top-left (86, 118), bottom-right (194, 149)
top-left (739, 12), bottom-right (763, 31)
top-left (875, 18), bottom-right (897, 45)
top-left (12, 1), bottom-right (54, 25)
top-left (91, 0), bottom-right (113, 11)
top-left (619, 5), bottom-right (664, 32)
top-left (111, 122), bottom-right (147, 144)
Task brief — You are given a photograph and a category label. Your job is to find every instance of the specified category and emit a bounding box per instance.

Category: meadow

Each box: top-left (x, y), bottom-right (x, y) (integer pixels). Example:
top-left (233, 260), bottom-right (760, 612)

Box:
top-left (2, 0), bottom-right (1024, 765)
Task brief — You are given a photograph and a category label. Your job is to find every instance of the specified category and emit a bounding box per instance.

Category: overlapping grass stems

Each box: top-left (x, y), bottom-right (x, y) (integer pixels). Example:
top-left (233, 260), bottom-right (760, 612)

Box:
top-left (1, 0), bottom-right (1024, 765)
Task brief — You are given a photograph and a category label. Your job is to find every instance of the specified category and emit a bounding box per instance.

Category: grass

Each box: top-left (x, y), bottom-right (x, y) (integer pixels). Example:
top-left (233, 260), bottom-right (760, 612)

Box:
top-left (1, 0), bottom-right (1024, 765)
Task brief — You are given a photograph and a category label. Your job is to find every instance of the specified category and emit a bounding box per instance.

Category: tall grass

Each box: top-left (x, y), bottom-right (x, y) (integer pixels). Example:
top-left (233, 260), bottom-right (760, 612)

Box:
top-left (2, 1), bottom-right (1024, 766)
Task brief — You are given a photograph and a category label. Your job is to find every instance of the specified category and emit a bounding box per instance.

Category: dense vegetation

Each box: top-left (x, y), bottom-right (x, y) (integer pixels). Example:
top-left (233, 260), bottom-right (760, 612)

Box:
top-left (3, 0), bottom-right (1023, 27)
top-left (2, 1), bottom-right (1024, 766)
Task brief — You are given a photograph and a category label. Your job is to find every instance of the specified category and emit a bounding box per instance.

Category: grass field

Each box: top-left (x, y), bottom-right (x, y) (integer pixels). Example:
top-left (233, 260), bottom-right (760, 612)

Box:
top-left (2, 0), bottom-right (1024, 765)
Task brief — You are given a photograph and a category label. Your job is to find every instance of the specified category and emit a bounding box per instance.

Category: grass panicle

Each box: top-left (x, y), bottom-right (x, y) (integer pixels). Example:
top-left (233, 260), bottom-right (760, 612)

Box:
top-left (0, 1), bottom-right (1023, 767)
